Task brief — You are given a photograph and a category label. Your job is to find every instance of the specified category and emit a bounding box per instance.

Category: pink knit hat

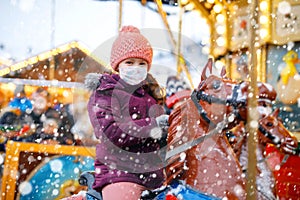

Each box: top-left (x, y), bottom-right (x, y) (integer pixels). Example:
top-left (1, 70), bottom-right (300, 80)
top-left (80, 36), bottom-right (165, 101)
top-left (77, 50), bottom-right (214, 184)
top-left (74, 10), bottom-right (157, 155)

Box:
top-left (110, 25), bottom-right (153, 71)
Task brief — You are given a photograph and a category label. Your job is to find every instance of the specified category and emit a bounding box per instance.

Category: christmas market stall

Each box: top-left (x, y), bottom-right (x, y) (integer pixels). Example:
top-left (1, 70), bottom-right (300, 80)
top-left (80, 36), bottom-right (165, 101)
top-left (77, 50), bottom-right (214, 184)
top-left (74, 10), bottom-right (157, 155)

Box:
top-left (0, 41), bottom-right (110, 199)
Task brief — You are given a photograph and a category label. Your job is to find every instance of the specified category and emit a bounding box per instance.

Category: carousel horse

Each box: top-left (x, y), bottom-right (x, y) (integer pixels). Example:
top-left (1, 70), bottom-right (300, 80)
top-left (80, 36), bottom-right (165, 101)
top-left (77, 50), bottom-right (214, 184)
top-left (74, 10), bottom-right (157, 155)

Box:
top-left (226, 109), bottom-right (299, 200)
top-left (226, 80), bottom-right (277, 158)
top-left (258, 109), bottom-right (298, 155)
top-left (161, 58), bottom-right (252, 199)
top-left (260, 109), bottom-right (300, 200)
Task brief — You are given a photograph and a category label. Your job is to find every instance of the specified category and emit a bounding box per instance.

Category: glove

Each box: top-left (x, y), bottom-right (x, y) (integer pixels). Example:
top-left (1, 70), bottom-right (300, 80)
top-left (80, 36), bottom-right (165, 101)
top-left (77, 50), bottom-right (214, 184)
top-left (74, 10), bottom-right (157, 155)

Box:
top-left (150, 115), bottom-right (169, 145)
top-left (155, 114), bottom-right (169, 128)
top-left (156, 114), bottom-right (169, 135)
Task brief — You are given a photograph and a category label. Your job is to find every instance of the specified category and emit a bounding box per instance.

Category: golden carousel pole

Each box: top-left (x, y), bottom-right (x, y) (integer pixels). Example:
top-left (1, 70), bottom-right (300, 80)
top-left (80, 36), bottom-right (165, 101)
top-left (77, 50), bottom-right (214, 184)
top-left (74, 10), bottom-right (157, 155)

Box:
top-left (176, 0), bottom-right (184, 76)
top-left (246, 0), bottom-right (259, 198)
top-left (118, 0), bottom-right (123, 30)
top-left (154, 0), bottom-right (177, 46)
top-left (176, 2), bottom-right (194, 88)
top-left (154, 0), bottom-right (194, 89)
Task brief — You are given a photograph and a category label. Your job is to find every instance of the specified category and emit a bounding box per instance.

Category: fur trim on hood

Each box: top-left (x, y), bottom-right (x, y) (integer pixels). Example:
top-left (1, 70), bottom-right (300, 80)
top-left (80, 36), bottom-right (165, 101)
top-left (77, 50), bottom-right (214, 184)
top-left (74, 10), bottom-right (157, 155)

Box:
top-left (85, 73), bottom-right (102, 90)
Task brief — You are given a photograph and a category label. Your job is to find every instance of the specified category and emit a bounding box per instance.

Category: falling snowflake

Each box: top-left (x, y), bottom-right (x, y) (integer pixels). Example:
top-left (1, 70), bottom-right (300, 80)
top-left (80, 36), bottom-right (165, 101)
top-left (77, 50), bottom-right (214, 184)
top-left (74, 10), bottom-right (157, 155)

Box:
top-left (18, 181), bottom-right (33, 195)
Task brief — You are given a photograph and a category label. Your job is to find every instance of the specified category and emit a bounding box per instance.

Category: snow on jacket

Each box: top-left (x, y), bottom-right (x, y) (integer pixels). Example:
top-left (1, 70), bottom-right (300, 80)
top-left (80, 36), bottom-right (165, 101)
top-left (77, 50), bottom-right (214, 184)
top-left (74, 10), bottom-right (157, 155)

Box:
top-left (86, 73), bottom-right (165, 191)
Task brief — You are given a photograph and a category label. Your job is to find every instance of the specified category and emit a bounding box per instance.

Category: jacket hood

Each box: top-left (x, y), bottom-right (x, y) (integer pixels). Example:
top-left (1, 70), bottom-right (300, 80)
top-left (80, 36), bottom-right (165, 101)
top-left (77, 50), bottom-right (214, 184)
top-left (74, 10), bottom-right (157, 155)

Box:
top-left (85, 73), bottom-right (102, 91)
top-left (85, 73), bottom-right (125, 91)
top-left (85, 73), bottom-right (122, 91)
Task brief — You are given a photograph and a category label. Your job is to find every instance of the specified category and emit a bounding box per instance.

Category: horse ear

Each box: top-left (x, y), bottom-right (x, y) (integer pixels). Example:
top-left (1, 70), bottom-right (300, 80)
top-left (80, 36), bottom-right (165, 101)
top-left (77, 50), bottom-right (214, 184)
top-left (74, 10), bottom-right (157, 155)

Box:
top-left (220, 66), bottom-right (227, 78)
top-left (271, 108), bottom-right (280, 117)
top-left (201, 58), bottom-right (213, 81)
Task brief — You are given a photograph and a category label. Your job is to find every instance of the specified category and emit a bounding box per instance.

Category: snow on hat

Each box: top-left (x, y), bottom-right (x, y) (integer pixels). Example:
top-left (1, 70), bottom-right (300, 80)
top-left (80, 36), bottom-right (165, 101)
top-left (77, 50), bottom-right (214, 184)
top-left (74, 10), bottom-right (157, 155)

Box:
top-left (110, 25), bottom-right (153, 71)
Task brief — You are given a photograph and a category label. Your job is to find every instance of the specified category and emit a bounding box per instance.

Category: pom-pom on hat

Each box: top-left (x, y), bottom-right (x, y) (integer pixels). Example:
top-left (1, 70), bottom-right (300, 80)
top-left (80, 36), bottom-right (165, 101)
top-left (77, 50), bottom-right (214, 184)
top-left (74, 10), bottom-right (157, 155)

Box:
top-left (110, 25), bottom-right (153, 71)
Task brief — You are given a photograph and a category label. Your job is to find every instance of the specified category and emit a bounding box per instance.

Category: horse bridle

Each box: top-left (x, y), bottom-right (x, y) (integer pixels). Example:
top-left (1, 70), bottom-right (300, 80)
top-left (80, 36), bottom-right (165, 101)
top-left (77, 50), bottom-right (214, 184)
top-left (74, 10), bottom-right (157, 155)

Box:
top-left (191, 82), bottom-right (247, 126)
top-left (258, 124), bottom-right (281, 145)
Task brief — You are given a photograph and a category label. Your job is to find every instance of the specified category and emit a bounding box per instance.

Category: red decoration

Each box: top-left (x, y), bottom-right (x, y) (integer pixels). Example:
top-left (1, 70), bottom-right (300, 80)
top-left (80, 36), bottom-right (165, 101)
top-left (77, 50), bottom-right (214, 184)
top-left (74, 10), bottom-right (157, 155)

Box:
top-left (166, 194), bottom-right (178, 200)
top-left (240, 20), bottom-right (247, 29)
top-left (265, 144), bottom-right (300, 199)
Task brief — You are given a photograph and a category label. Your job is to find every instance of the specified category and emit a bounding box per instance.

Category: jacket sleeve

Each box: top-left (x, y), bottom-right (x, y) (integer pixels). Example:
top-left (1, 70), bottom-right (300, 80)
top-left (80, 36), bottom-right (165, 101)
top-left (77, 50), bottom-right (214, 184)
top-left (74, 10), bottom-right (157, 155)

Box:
top-left (88, 90), bottom-right (161, 149)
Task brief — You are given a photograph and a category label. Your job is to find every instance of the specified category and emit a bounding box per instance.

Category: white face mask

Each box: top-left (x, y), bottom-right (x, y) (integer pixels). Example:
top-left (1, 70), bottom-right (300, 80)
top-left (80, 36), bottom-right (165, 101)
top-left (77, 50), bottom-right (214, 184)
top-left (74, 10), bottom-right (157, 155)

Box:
top-left (119, 66), bottom-right (148, 85)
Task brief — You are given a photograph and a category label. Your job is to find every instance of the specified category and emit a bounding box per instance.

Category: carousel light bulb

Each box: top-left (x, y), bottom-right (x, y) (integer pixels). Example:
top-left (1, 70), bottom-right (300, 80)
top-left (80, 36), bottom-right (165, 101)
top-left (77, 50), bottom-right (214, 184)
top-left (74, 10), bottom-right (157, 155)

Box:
top-left (0, 67), bottom-right (10, 76)
top-left (259, 1), bottom-right (268, 11)
top-left (259, 28), bottom-right (268, 39)
top-left (58, 44), bottom-right (70, 53)
top-left (216, 37), bottom-right (226, 46)
top-left (216, 25), bottom-right (226, 34)
top-left (213, 4), bottom-right (223, 13)
top-left (207, 0), bottom-right (215, 4)
top-left (27, 56), bottom-right (38, 65)
top-left (259, 15), bottom-right (268, 24)
top-left (11, 62), bottom-right (25, 71)
top-left (51, 49), bottom-right (58, 56)
top-left (38, 51), bottom-right (52, 61)
top-left (185, 3), bottom-right (194, 10)
top-left (63, 90), bottom-right (70, 97)
top-left (216, 14), bottom-right (225, 23)
top-left (215, 60), bottom-right (224, 69)
top-left (213, 48), bottom-right (225, 56)
top-left (181, 0), bottom-right (189, 5)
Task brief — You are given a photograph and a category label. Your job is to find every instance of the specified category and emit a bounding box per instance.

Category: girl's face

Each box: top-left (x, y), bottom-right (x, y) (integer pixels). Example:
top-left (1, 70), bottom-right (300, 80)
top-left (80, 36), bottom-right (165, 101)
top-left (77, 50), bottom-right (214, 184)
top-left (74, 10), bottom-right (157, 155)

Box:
top-left (118, 58), bottom-right (149, 85)
top-left (118, 58), bottom-right (148, 70)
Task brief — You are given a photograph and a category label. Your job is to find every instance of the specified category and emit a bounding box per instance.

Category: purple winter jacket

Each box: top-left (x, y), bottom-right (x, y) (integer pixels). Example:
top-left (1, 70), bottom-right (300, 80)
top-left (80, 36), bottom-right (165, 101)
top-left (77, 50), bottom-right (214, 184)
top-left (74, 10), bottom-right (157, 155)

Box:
top-left (87, 73), bottom-right (166, 191)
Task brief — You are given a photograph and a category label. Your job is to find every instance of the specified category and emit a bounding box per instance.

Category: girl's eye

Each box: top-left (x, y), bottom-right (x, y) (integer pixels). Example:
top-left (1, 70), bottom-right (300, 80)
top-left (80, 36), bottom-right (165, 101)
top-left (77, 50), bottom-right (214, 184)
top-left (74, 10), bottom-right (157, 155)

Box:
top-left (139, 62), bottom-right (146, 65)
top-left (125, 61), bottom-right (133, 64)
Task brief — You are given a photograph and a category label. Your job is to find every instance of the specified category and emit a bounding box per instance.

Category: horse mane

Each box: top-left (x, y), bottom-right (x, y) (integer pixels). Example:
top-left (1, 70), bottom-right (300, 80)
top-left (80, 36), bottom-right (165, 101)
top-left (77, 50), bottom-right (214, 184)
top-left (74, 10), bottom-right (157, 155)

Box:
top-left (167, 98), bottom-right (203, 151)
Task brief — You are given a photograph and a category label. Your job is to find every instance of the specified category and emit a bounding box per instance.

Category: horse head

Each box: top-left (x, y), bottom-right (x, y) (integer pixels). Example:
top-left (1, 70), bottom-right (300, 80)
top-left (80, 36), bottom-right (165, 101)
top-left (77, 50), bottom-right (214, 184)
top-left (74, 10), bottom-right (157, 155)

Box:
top-left (192, 59), bottom-right (247, 127)
top-left (258, 108), bottom-right (299, 154)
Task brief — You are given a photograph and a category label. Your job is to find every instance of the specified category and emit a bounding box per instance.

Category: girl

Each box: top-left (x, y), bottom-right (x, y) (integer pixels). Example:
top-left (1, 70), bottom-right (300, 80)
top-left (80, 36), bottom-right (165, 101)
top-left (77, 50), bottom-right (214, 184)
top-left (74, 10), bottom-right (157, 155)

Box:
top-left (86, 25), bottom-right (168, 200)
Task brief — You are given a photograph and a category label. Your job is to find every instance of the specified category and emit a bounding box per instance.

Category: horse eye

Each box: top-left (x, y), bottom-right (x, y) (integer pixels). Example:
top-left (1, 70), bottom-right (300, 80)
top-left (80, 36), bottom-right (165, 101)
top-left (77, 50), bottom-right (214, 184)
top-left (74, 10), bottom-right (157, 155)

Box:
top-left (212, 80), bottom-right (221, 90)
top-left (266, 122), bottom-right (273, 127)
